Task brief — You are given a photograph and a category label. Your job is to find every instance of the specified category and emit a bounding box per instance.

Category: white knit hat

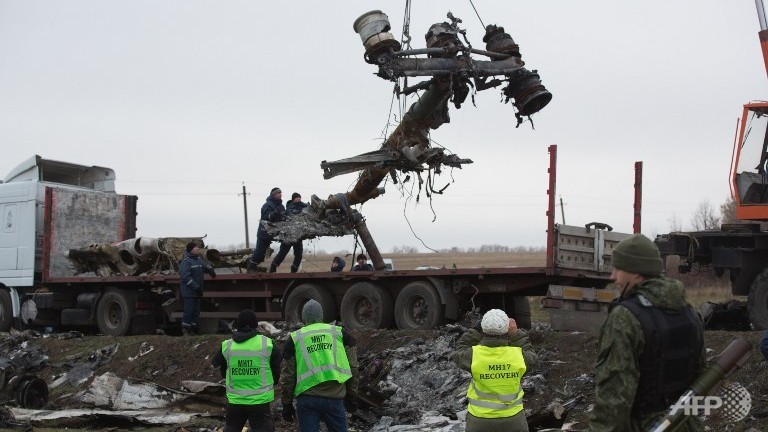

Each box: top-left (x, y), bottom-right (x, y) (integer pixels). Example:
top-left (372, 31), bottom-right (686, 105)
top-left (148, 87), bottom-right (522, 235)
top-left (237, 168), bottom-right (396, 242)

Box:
top-left (481, 309), bottom-right (509, 335)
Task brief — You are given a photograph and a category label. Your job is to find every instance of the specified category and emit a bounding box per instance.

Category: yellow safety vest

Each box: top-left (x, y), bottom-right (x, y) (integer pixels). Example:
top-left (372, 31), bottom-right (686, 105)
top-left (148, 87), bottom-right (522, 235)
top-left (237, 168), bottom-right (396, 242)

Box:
top-left (467, 345), bottom-right (526, 418)
top-left (221, 335), bottom-right (274, 405)
top-left (291, 323), bottom-right (352, 396)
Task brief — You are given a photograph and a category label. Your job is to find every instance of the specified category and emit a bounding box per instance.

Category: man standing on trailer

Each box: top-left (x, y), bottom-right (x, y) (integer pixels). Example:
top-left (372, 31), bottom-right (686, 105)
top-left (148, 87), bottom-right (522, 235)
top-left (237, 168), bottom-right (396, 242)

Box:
top-left (268, 192), bottom-right (307, 273)
top-left (179, 241), bottom-right (216, 335)
top-left (587, 234), bottom-right (705, 431)
top-left (248, 187), bottom-right (285, 273)
top-left (280, 300), bottom-right (359, 432)
top-left (212, 309), bottom-right (281, 432)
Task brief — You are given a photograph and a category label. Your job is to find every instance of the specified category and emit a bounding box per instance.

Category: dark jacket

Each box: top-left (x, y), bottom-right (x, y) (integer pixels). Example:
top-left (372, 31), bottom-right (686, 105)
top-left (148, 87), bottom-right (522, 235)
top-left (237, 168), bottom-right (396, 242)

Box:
top-left (257, 196), bottom-right (285, 238)
top-left (587, 277), bottom-right (705, 432)
top-left (352, 262), bottom-right (374, 271)
top-left (211, 327), bottom-right (282, 387)
top-left (280, 326), bottom-right (359, 405)
top-left (761, 329), bottom-right (768, 361)
top-left (286, 200), bottom-right (307, 216)
top-left (179, 251), bottom-right (215, 298)
top-left (331, 257), bottom-right (346, 272)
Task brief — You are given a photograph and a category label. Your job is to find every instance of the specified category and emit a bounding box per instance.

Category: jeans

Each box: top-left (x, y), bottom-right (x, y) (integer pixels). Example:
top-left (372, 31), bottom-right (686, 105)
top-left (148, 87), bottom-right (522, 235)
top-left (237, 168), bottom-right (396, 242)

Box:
top-left (271, 241), bottom-right (303, 271)
top-left (224, 402), bottom-right (273, 432)
top-left (296, 394), bottom-right (347, 432)
top-left (182, 297), bottom-right (200, 329)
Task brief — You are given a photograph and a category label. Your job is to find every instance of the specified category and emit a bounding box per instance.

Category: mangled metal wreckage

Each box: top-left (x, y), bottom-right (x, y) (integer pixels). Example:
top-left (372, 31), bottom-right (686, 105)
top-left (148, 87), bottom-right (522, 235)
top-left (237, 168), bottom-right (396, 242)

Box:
top-left (68, 10), bottom-right (551, 275)
top-left (269, 11), bottom-right (552, 268)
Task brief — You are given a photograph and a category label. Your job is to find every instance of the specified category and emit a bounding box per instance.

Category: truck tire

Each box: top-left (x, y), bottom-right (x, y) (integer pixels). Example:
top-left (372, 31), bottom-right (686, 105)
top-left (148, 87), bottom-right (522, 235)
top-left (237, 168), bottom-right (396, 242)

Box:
top-left (394, 281), bottom-right (443, 329)
top-left (0, 289), bottom-right (13, 332)
top-left (748, 269), bottom-right (768, 330)
top-left (96, 289), bottom-right (135, 336)
top-left (340, 282), bottom-right (393, 329)
top-left (284, 284), bottom-right (336, 324)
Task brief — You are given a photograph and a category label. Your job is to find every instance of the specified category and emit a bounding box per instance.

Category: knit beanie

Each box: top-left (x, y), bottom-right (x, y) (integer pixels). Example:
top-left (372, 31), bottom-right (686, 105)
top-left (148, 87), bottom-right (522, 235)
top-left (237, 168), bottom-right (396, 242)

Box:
top-left (612, 234), bottom-right (663, 276)
top-left (291, 192), bottom-right (301, 200)
top-left (302, 299), bottom-right (324, 324)
top-left (185, 241), bottom-right (197, 252)
top-left (481, 309), bottom-right (509, 335)
top-left (236, 309), bottom-right (258, 330)
top-left (270, 187), bottom-right (282, 197)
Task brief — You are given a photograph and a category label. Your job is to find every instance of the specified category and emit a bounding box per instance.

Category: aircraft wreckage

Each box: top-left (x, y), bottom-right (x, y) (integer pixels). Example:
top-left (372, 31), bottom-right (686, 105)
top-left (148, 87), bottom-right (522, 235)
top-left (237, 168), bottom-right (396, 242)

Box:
top-left (267, 11), bottom-right (552, 269)
top-left (68, 11), bottom-right (551, 275)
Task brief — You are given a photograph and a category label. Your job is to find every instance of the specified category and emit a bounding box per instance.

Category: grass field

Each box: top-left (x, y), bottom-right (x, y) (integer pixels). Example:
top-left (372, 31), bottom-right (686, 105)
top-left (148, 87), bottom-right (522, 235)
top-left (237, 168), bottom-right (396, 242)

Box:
top-left (297, 250), bottom-right (738, 324)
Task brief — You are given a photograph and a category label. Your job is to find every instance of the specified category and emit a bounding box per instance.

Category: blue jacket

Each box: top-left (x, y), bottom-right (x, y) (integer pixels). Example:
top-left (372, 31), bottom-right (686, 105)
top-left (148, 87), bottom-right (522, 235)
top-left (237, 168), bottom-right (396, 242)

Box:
top-left (286, 200), bottom-right (307, 216)
top-left (179, 252), bottom-right (215, 298)
top-left (257, 196), bottom-right (286, 238)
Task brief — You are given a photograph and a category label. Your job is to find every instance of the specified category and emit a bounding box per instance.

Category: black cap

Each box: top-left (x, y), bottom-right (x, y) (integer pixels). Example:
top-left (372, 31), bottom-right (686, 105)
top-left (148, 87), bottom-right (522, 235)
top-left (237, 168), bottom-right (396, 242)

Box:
top-left (291, 192), bottom-right (301, 200)
top-left (236, 309), bottom-right (258, 330)
top-left (185, 241), bottom-right (197, 252)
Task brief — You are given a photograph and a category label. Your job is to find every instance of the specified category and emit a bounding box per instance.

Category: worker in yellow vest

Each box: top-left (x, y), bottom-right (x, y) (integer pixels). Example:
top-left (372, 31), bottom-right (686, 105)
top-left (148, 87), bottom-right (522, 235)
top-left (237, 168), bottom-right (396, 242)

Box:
top-left (280, 299), bottom-right (360, 432)
top-left (212, 309), bottom-right (282, 432)
top-left (453, 309), bottom-right (538, 432)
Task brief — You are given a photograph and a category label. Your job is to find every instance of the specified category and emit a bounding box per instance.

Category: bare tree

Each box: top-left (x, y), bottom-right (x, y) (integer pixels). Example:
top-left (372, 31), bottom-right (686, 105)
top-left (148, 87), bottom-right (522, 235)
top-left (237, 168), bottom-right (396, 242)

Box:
top-left (690, 200), bottom-right (720, 231)
top-left (668, 213), bottom-right (684, 232)
top-left (720, 196), bottom-right (737, 224)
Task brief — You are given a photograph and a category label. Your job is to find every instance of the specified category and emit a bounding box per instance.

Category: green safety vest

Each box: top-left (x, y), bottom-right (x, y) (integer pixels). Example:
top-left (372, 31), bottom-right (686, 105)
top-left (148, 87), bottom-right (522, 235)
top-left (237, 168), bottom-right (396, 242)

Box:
top-left (221, 335), bottom-right (274, 405)
top-left (467, 345), bottom-right (526, 418)
top-left (291, 323), bottom-right (352, 396)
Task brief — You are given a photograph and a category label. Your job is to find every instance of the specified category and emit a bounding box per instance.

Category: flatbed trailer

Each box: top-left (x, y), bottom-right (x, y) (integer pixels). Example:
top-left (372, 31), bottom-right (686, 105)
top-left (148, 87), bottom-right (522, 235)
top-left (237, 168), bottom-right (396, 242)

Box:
top-left (1, 146), bottom-right (633, 335)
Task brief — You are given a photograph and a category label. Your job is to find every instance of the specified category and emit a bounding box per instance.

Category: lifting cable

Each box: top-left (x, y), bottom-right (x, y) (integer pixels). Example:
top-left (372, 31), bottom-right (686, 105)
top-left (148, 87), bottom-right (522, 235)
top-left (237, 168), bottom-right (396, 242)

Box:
top-left (468, 0), bottom-right (486, 29)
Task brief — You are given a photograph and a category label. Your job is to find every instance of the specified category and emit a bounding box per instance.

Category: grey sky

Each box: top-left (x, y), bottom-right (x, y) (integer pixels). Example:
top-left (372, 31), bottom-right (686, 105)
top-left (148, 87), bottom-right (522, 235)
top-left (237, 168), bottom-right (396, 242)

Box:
top-left (1, 1), bottom-right (765, 254)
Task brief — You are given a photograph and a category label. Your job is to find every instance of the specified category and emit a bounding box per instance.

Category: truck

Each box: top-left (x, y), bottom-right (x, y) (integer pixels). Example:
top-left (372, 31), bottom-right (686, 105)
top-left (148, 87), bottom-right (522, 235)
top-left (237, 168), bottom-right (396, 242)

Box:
top-left (654, 0), bottom-right (768, 330)
top-left (0, 146), bottom-right (633, 336)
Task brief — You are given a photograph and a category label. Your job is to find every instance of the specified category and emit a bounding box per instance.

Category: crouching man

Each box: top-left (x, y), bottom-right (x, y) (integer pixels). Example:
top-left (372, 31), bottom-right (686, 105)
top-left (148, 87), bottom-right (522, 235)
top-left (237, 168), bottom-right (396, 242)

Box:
top-left (453, 309), bottom-right (538, 432)
top-left (212, 309), bottom-right (281, 432)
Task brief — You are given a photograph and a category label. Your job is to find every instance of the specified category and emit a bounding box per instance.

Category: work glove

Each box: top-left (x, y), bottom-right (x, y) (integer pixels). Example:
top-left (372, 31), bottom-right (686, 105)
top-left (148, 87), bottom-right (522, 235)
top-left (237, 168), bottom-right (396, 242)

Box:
top-left (282, 403), bottom-right (295, 422)
top-left (344, 396), bottom-right (359, 413)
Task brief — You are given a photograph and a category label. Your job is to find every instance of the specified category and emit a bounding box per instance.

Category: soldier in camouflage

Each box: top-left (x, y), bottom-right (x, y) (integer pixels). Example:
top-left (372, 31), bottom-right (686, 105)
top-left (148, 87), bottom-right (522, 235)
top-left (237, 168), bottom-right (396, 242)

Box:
top-left (587, 234), bottom-right (705, 432)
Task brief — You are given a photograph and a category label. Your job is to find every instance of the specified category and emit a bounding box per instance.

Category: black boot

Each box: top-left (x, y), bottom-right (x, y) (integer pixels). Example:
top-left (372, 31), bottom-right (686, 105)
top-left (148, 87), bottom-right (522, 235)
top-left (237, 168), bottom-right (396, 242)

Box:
top-left (247, 261), bottom-right (259, 274)
top-left (268, 263), bottom-right (278, 273)
top-left (290, 265), bottom-right (299, 273)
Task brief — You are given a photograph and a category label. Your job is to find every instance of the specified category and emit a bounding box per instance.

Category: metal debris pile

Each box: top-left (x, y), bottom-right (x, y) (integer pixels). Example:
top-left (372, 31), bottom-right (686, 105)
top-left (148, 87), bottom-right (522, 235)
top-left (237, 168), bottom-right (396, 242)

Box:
top-left (67, 236), bottom-right (252, 276)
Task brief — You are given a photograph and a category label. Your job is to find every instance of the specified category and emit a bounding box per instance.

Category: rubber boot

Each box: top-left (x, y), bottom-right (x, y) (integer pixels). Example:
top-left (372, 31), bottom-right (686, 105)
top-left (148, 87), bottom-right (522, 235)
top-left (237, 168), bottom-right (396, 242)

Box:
top-left (268, 263), bottom-right (278, 273)
top-left (290, 265), bottom-right (299, 273)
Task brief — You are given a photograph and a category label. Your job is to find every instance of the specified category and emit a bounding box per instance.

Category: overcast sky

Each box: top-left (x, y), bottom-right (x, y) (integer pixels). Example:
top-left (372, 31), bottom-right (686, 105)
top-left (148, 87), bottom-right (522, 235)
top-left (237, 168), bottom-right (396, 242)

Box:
top-left (1, 1), bottom-right (766, 255)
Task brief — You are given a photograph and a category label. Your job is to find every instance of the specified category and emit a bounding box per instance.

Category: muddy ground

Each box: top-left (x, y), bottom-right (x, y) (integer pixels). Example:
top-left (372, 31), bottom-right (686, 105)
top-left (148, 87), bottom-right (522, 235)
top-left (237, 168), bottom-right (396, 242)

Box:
top-left (1, 324), bottom-right (765, 432)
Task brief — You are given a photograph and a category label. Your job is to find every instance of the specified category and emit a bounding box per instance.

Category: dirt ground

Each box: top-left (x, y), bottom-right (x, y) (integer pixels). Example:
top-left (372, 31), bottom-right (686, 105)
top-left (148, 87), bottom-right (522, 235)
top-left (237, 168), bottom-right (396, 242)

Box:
top-left (6, 325), bottom-right (765, 432)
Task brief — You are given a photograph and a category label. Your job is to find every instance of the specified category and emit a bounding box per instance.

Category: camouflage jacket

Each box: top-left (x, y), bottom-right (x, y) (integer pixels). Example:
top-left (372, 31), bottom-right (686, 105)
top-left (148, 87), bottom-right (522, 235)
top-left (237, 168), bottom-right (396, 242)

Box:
top-left (587, 277), bottom-right (705, 432)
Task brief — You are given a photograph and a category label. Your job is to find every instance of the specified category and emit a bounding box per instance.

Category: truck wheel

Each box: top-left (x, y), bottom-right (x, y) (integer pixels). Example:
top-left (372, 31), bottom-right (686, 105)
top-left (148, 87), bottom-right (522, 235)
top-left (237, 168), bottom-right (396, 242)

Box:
top-left (508, 296), bottom-right (532, 329)
top-left (284, 284), bottom-right (336, 324)
top-left (96, 289), bottom-right (134, 336)
top-left (340, 282), bottom-right (393, 329)
top-left (748, 269), bottom-right (768, 330)
top-left (0, 289), bottom-right (13, 332)
top-left (394, 281), bottom-right (443, 329)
